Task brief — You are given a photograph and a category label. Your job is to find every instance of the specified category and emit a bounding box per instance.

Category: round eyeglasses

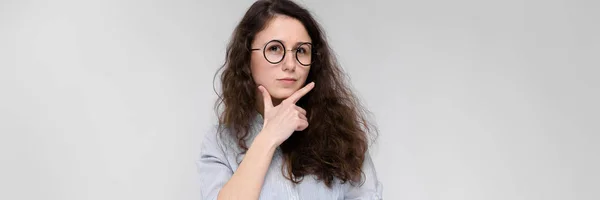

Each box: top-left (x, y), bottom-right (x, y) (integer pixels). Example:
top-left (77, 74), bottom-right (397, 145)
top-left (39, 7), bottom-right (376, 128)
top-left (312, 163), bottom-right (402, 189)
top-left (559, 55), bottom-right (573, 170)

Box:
top-left (250, 40), bottom-right (314, 66)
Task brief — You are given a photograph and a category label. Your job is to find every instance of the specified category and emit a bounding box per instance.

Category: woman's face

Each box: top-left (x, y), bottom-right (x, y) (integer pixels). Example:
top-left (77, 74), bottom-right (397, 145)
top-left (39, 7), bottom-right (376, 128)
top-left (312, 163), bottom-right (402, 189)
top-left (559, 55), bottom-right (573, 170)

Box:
top-left (250, 15), bottom-right (312, 102)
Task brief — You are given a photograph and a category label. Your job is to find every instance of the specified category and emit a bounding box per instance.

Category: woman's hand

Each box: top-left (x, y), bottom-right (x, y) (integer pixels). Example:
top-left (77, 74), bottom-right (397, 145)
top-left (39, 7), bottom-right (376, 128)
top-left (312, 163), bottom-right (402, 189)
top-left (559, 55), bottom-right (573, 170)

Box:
top-left (257, 82), bottom-right (315, 146)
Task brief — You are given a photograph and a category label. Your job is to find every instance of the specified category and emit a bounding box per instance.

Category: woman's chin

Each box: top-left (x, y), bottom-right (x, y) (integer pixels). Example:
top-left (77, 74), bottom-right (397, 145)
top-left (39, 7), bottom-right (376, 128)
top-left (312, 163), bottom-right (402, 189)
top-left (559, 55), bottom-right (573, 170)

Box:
top-left (270, 90), bottom-right (295, 100)
top-left (271, 93), bottom-right (292, 100)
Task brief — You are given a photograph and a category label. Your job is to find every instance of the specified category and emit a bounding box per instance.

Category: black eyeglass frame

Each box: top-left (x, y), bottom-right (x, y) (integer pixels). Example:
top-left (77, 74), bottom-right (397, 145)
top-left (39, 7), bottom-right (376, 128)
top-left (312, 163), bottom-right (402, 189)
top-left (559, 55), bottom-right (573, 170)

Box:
top-left (250, 40), bottom-right (315, 66)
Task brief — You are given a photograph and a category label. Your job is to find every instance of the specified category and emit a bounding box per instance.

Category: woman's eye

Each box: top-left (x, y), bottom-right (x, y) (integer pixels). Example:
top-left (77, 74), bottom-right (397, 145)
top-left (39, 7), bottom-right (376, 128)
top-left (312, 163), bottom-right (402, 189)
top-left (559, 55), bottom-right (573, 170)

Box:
top-left (268, 45), bottom-right (282, 52)
top-left (297, 47), bottom-right (307, 54)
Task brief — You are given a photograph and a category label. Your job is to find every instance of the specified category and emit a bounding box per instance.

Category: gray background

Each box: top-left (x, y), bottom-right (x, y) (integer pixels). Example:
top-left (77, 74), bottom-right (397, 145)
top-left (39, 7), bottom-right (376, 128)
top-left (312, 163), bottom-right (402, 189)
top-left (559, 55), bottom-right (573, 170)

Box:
top-left (1, 0), bottom-right (598, 199)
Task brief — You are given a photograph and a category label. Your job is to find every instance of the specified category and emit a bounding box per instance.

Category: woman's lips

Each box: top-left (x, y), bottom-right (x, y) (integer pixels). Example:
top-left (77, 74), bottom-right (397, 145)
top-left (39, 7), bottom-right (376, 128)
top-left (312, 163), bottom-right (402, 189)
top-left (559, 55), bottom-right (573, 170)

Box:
top-left (277, 79), bottom-right (297, 84)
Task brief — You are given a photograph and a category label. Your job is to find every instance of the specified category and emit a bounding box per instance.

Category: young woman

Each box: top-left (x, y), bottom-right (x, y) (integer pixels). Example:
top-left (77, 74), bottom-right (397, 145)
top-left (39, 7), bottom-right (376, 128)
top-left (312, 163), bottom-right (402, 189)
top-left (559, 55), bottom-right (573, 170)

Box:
top-left (197, 0), bottom-right (382, 199)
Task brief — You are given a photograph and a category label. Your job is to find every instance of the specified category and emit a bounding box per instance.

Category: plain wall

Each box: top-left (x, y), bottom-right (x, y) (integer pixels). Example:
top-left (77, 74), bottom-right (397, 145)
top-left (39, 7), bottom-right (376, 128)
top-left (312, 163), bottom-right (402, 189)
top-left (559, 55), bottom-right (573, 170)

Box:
top-left (1, 0), bottom-right (598, 199)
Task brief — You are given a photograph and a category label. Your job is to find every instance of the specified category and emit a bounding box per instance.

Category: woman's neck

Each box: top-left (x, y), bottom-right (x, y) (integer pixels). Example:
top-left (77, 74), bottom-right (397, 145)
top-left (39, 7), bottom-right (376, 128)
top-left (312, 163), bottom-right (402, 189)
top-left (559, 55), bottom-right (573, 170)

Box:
top-left (254, 94), bottom-right (283, 117)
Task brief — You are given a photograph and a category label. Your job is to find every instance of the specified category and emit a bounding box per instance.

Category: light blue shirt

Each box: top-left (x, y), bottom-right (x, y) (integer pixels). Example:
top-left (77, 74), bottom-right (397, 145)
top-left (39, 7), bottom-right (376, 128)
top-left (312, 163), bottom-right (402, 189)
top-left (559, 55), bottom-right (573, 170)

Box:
top-left (197, 113), bottom-right (383, 200)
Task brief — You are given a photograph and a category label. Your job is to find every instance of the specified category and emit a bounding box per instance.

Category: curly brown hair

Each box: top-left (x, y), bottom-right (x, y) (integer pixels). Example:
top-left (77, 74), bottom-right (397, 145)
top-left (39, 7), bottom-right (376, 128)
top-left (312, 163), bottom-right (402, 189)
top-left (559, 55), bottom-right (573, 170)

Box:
top-left (213, 0), bottom-right (378, 188)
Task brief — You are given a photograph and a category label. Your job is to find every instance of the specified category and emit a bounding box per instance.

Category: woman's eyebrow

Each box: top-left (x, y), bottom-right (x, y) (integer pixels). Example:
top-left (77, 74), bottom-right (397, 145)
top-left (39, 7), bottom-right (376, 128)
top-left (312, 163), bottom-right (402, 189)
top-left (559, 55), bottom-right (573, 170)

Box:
top-left (293, 41), bottom-right (311, 45)
top-left (268, 39), bottom-right (312, 46)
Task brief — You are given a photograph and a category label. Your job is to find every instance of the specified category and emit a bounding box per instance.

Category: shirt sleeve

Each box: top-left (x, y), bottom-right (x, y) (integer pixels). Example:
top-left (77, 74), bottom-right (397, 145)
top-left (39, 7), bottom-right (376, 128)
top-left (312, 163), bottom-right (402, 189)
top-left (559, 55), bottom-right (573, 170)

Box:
top-left (344, 152), bottom-right (383, 200)
top-left (196, 126), bottom-right (234, 200)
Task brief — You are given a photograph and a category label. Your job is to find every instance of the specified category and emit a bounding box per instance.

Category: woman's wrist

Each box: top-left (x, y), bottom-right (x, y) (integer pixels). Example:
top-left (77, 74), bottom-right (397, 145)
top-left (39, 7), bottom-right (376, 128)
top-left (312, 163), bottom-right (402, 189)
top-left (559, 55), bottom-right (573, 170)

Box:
top-left (254, 130), bottom-right (280, 150)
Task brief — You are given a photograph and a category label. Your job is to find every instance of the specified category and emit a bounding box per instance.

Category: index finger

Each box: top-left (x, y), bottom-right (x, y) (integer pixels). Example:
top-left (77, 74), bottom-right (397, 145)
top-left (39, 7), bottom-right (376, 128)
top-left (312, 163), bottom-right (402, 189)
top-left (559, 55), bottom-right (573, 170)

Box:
top-left (285, 82), bottom-right (315, 104)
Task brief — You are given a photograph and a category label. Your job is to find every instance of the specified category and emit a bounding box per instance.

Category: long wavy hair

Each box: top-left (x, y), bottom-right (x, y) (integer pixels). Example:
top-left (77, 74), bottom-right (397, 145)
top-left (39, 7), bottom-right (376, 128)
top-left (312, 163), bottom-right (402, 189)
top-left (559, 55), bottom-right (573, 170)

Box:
top-left (213, 0), bottom-right (378, 188)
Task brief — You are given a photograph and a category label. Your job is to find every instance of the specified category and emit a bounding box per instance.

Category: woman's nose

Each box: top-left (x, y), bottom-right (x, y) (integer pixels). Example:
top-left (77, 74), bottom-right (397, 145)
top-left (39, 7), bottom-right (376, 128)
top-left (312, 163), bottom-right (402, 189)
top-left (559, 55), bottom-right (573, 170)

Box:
top-left (281, 50), bottom-right (296, 71)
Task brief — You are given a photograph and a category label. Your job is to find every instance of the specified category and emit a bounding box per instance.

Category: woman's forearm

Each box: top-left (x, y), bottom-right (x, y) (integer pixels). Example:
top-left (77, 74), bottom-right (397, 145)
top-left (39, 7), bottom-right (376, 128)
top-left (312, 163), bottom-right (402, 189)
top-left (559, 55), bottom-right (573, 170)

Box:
top-left (217, 131), bottom-right (277, 200)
